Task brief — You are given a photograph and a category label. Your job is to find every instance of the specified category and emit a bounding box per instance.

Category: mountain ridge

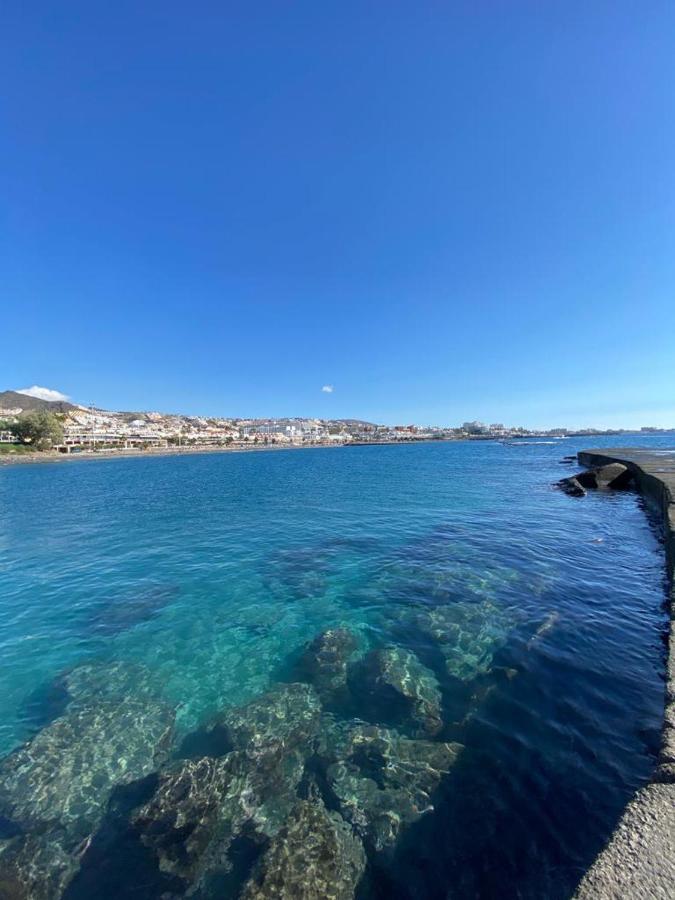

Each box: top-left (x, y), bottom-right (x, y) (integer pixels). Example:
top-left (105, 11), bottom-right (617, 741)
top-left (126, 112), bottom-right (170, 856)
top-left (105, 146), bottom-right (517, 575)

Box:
top-left (0, 390), bottom-right (78, 414)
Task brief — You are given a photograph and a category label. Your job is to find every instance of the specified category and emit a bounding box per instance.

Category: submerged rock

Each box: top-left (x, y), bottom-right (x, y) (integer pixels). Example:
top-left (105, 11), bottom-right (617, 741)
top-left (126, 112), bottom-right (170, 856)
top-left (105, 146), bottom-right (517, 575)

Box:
top-left (132, 748), bottom-right (305, 891)
top-left (410, 600), bottom-right (514, 682)
top-left (132, 754), bottom-right (249, 885)
top-left (16, 659), bottom-right (167, 745)
top-left (316, 719), bottom-right (462, 853)
top-left (60, 659), bottom-right (167, 707)
top-left (227, 605), bottom-right (287, 637)
top-left (263, 547), bottom-right (332, 602)
top-left (0, 662), bottom-right (174, 900)
top-left (376, 526), bottom-right (524, 611)
top-left (135, 684), bottom-right (322, 892)
top-left (347, 647), bottom-right (442, 737)
top-left (297, 628), bottom-right (359, 704)
top-left (242, 799), bottom-right (366, 900)
top-left (0, 832), bottom-right (77, 900)
top-left (0, 697), bottom-right (174, 840)
top-left (186, 682), bottom-right (322, 760)
top-left (264, 538), bottom-right (381, 606)
top-left (224, 683), bottom-right (321, 754)
top-left (85, 584), bottom-right (180, 635)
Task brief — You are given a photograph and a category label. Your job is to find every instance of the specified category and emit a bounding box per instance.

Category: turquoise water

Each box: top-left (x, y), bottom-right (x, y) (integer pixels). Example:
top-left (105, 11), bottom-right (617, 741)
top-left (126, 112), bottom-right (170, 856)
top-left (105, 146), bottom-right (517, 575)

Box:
top-left (0, 436), bottom-right (671, 898)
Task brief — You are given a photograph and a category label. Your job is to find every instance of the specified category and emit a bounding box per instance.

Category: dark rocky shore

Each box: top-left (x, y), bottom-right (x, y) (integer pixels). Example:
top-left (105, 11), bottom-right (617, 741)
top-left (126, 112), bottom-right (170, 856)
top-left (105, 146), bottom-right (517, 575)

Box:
top-left (559, 449), bottom-right (675, 898)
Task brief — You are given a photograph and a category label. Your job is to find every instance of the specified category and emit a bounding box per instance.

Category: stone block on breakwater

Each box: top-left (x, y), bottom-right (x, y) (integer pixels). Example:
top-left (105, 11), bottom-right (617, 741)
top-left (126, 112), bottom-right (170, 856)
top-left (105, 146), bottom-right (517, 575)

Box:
top-left (558, 476), bottom-right (587, 497)
top-left (558, 462), bottom-right (633, 496)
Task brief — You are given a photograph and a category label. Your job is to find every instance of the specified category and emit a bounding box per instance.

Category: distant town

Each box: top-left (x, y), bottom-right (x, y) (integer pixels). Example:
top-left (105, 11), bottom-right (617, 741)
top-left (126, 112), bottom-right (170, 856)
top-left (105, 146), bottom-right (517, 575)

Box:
top-left (0, 389), bottom-right (670, 457)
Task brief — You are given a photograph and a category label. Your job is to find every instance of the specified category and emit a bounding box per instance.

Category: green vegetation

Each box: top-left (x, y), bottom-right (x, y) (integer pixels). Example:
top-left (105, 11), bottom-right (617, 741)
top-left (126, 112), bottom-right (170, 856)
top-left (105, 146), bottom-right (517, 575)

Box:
top-left (0, 443), bottom-right (35, 455)
top-left (7, 411), bottom-right (64, 450)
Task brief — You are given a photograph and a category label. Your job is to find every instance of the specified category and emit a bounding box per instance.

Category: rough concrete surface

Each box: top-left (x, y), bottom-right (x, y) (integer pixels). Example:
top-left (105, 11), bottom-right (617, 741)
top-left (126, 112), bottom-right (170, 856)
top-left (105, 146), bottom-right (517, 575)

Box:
top-left (573, 449), bottom-right (675, 899)
top-left (574, 784), bottom-right (675, 900)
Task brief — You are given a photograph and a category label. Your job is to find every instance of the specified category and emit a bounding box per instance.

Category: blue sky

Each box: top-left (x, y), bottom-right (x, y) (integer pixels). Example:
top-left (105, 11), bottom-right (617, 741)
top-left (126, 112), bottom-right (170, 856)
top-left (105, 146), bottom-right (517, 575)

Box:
top-left (2, 2), bottom-right (674, 428)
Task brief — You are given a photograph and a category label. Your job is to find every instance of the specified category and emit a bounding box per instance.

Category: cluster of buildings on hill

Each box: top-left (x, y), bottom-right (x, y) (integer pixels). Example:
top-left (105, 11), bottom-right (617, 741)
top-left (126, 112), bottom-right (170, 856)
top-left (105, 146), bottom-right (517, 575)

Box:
top-left (49, 410), bottom-right (447, 451)
top-left (49, 411), bottom-right (605, 452)
top-left (1, 393), bottom-right (668, 453)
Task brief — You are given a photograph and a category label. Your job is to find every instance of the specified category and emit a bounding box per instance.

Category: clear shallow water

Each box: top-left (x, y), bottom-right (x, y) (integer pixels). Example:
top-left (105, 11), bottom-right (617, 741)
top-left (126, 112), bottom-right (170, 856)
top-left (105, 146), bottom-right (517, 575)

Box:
top-left (0, 436), bottom-right (671, 898)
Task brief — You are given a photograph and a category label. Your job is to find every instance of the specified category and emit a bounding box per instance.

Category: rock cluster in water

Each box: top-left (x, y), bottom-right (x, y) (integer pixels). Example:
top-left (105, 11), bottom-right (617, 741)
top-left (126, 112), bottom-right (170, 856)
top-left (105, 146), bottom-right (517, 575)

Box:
top-left (558, 462), bottom-right (634, 497)
top-left (0, 600), bottom-right (526, 898)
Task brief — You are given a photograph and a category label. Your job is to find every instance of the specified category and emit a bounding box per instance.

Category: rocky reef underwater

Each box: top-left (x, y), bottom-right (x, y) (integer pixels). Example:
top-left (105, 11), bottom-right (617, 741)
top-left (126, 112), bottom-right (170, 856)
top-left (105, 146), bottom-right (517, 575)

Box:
top-left (0, 600), bottom-right (532, 899)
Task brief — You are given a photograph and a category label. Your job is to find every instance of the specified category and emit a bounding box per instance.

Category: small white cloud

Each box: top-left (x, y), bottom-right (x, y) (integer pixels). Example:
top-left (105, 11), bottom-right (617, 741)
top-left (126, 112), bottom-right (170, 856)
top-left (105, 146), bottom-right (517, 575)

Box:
top-left (17, 385), bottom-right (71, 402)
top-left (321, 385), bottom-right (334, 393)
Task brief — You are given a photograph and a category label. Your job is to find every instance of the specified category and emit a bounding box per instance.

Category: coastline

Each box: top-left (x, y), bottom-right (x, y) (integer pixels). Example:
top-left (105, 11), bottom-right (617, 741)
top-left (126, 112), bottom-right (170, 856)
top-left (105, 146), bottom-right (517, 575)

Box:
top-left (0, 432), bottom-right (664, 468)
top-left (573, 449), bottom-right (675, 898)
top-left (0, 438), bottom-right (468, 467)
top-left (0, 442), bottom-right (348, 467)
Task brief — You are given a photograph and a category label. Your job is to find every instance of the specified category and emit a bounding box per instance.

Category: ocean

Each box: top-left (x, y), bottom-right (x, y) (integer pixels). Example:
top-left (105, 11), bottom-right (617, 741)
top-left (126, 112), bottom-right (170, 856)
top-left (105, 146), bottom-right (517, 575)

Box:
top-left (0, 435), bottom-right (671, 898)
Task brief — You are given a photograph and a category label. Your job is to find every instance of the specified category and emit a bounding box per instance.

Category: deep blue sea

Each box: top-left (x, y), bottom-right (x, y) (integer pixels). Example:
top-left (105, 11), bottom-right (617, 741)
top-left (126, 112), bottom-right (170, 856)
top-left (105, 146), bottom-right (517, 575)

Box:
top-left (0, 436), bottom-right (672, 899)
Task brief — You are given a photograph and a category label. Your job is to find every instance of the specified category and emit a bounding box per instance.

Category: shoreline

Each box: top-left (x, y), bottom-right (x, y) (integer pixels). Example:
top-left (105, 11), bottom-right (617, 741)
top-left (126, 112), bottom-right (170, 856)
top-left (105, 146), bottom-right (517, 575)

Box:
top-left (1, 432), bottom-right (668, 469)
top-left (0, 442), bottom-right (351, 467)
top-left (573, 448), bottom-right (675, 898)
top-left (0, 437), bottom-right (476, 467)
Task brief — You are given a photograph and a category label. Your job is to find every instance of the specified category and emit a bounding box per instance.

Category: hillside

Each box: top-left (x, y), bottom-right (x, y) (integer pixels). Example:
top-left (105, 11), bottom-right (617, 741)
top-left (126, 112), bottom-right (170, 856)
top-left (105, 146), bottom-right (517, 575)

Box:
top-left (0, 390), bottom-right (77, 414)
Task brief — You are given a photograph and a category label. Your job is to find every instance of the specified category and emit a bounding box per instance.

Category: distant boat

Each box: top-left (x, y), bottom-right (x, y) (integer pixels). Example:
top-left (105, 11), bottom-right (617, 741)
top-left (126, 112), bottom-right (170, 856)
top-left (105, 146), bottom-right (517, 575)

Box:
top-left (500, 438), bottom-right (558, 446)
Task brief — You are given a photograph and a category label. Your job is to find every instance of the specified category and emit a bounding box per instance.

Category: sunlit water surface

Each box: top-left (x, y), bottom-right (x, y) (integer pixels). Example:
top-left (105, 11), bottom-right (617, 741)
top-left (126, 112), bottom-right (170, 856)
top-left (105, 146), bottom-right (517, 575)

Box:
top-left (0, 436), bottom-right (671, 898)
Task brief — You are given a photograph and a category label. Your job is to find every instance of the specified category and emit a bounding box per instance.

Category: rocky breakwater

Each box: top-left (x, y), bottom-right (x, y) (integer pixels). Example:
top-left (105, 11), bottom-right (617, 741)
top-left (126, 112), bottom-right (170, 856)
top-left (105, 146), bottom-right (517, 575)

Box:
top-left (559, 449), bottom-right (675, 898)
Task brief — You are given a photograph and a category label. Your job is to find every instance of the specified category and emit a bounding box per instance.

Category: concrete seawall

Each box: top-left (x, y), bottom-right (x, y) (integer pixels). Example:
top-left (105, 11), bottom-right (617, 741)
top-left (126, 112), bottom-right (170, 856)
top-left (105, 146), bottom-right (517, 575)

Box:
top-left (573, 449), bottom-right (675, 899)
